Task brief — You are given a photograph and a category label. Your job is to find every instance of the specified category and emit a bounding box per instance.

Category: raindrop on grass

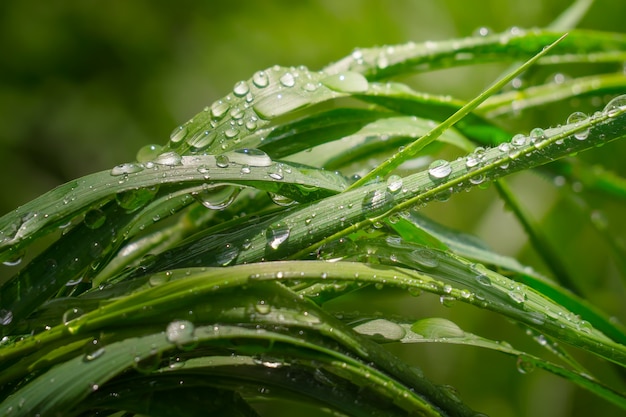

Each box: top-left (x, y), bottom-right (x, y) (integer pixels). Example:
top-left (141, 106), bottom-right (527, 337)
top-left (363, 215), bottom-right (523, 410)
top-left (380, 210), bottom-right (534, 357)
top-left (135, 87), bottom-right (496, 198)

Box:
top-left (567, 111), bottom-right (589, 140)
top-left (267, 223), bottom-right (290, 250)
top-left (511, 134), bottom-right (528, 147)
top-left (166, 320), bottom-right (196, 349)
top-left (111, 163), bottom-right (144, 176)
top-left (252, 70), bottom-right (269, 88)
top-left (154, 151), bottom-right (182, 166)
top-left (253, 92), bottom-right (309, 119)
top-left (211, 100), bottom-right (230, 119)
top-left (228, 148), bottom-right (272, 167)
top-left (63, 308), bottom-right (84, 325)
top-left (410, 248), bottom-right (439, 268)
top-left (233, 80), bottom-right (250, 97)
top-left (136, 144), bottom-right (163, 163)
top-left (428, 159), bottom-right (451, 180)
top-left (84, 209), bottom-right (106, 230)
top-left (386, 175), bottom-right (403, 193)
top-left (187, 130), bottom-right (216, 150)
top-left (321, 72), bottom-right (369, 93)
top-left (279, 72), bottom-right (296, 87)
top-left (169, 126), bottom-right (188, 144)
top-left (215, 155), bottom-right (230, 168)
top-left (194, 186), bottom-right (241, 210)
top-left (352, 319), bottom-right (406, 341)
top-left (516, 355), bottom-right (536, 374)
top-left (603, 94), bottom-right (626, 117)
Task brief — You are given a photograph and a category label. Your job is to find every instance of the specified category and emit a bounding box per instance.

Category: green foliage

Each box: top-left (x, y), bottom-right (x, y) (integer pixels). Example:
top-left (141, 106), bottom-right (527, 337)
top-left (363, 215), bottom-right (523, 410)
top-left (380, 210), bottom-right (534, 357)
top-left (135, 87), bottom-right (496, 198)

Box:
top-left (3, 2), bottom-right (626, 416)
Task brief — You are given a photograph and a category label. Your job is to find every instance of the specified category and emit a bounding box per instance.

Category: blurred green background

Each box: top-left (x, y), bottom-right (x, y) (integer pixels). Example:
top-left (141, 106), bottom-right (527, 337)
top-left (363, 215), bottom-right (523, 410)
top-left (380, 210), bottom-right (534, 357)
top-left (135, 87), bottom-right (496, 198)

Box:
top-left (2, 1), bottom-right (626, 416)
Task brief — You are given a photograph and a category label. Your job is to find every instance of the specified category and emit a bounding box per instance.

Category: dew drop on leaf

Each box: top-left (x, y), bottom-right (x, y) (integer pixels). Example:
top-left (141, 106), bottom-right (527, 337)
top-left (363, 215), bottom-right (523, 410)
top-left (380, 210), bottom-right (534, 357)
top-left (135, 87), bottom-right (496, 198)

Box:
top-left (279, 72), bottom-right (295, 87)
top-left (267, 222), bottom-right (291, 250)
top-left (211, 100), bottom-right (230, 119)
top-left (228, 148), bottom-right (272, 167)
top-left (252, 70), bottom-right (269, 88)
top-left (428, 159), bottom-right (452, 180)
top-left (169, 126), bottom-right (188, 144)
top-left (215, 154), bottom-right (230, 168)
top-left (187, 130), bottom-right (216, 150)
top-left (511, 134), bottom-right (528, 148)
top-left (110, 163), bottom-right (144, 176)
top-left (603, 94), bottom-right (626, 117)
top-left (84, 209), bottom-right (106, 230)
top-left (62, 308), bottom-right (84, 325)
top-left (253, 92), bottom-right (309, 119)
top-left (352, 319), bottom-right (406, 341)
top-left (410, 248), bottom-right (439, 268)
top-left (154, 151), bottom-right (182, 166)
top-left (166, 320), bottom-right (196, 347)
top-left (321, 72), bottom-right (369, 93)
top-left (216, 243), bottom-right (239, 266)
top-left (233, 80), bottom-right (250, 97)
top-left (194, 185), bottom-right (241, 210)
top-left (516, 355), bottom-right (536, 374)
top-left (136, 144), bottom-right (163, 163)
top-left (567, 111), bottom-right (589, 140)
top-left (386, 175), bottom-right (403, 193)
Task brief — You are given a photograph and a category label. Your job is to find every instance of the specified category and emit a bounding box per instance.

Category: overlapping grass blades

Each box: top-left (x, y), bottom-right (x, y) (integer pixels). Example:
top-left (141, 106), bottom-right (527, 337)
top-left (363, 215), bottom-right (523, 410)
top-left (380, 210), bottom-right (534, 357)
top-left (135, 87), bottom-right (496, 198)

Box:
top-left (2, 25), bottom-right (626, 416)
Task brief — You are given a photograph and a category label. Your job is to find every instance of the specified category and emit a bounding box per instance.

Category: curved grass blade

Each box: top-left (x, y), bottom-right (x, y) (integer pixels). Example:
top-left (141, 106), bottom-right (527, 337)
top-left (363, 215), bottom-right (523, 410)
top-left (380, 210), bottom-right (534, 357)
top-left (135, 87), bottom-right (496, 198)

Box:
top-left (351, 316), bottom-right (626, 410)
top-left (350, 34), bottom-right (568, 188)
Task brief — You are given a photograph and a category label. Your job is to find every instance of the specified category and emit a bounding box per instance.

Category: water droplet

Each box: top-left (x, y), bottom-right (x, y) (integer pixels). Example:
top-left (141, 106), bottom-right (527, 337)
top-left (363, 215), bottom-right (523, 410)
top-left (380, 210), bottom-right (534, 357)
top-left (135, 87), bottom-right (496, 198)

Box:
top-left (252, 70), bottom-right (269, 88)
top-left (136, 144), bottom-right (163, 163)
top-left (240, 165), bottom-right (251, 174)
top-left (386, 175), bottom-right (403, 193)
top-left (474, 26), bottom-right (492, 37)
top-left (216, 243), bottom-right (239, 266)
top-left (410, 248), bottom-right (439, 268)
top-left (267, 223), bottom-right (290, 250)
top-left (529, 128), bottom-right (546, 142)
top-left (116, 186), bottom-right (159, 212)
top-left (516, 355), bottom-right (536, 374)
top-left (233, 80), bottom-right (250, 97)
top-left (428, 159), bottom-right (452, 180)
top-left (2, 251), bottom-right (24, 266)
top-left (254, 301), bottom-right (271, 315)
top-left (187, 130), bottom-right (216, 150)
top-left (498, 142), bottom-right (511, 153)
top-left (269, 193), bottom-right (296, 207)
top-left (567, 111), bottom-right (589, 140)
top-left (110, 163), bottom-right (144, 176)
top-left (253, 92), bottom-right (309, 119)
top-left (63, 307), bottom-right (84, 325)
top-left (84, 209), bottom-right (106, 230)
top-left (321, 72), bottom-right (369, 93)
top-left (166, 320), bottom-right (196, 347)
top-left (508, 286), bottom-right (526, 304)
top-left (170, 126), bottom-right (188, 144)
top-left (154, 151), bottom-right (182, 166)
top-left (228, 148), bottom-right (272, 167)
top-left (511, 134), bottom-right (528, 147)
top-left (84, 347), bottom-right (106, 362)
top-left (279, 72), bottom-right (295, 87)
top-left (352, 319), bottom-right (406, 341)
top-left (0, 309), bottom-right (13, 326)
top-left (194, 185), bottom-right (241, 210)
top-left (215, 155), bottom-right (230, 168)
top-left (411, 317), bottom-right (465, 338)
top-left (245, 117), bottom-right (258, 131)
top-left (224, 127), bottom-right (239, 138)
top-left (603, 94), bottom-right (626, 117)
top-left (211, 100), bottom-right (230, 119)
top-left (268, 166), bottom-right (284, 180)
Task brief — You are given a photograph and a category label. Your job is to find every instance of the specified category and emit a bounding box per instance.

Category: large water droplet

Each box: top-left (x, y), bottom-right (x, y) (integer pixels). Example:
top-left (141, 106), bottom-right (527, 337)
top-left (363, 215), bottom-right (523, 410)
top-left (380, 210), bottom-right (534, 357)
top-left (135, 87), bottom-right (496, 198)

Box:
top-left (63, 307), bottom-right (84, 325)
top-left (386, 175), bottom-right (403, 193)
top-left (84, 208), bottom-right (106, 230)
top-left (252, 70), bottom-right (269, 88)
top-left (428, 159), bottom-right (452, 180)
top-left (228, 148), bottom-right (272, 167)
top-left (166, 320), bottom-right (196, 347)
top-left (215, 155), bottom-right (230, 168)
top-left (511, 134), bottom-right (528, 148)
top-left (211, 100), bottom-right (230, 119)
top-left (169, 126), bottom-right (188, 144)
top-left (321, 72), bottom-right (369, 93)
top-left (516, 355), bottom-right (536, 374)
top-left (603, 94), bottom-right (626, 117)
top-left (116, 186), bottom-right (159, 212)
top-left (233, 80), bottom-right (250, 97)
top-left (110, 163), bottom-right (144, 176)
top-left (267, 223), bottom-right (290, 250)
top-left (353, 319), bottom-right (406, 341)
top-left (411, 317), bottom-right (465, 338)
top-left (136, 144), bottom-right (163, 163)
top-left (567, 111), bottom-right (589, 140)
top-left (216, 243), bottom-right (240, 266)
top-left (154, 151), bottom-right (182, 166)
top-left (410, 248), bottom-right (439, 268)
top-left (194, 185), bottom-right (241, 210)
top-left (253, 92), bottom-right (309, 119)
top-left (187, 130), bottom-right (216, 150)
top-left (279, 72), bottom-right (295, 88)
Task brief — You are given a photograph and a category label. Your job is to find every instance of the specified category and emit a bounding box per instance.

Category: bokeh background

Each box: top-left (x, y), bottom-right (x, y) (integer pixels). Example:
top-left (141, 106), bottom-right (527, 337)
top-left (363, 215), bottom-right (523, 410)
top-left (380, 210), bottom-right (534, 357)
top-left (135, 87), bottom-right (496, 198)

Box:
top-left (2, 1), bottom-right (626, 416)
